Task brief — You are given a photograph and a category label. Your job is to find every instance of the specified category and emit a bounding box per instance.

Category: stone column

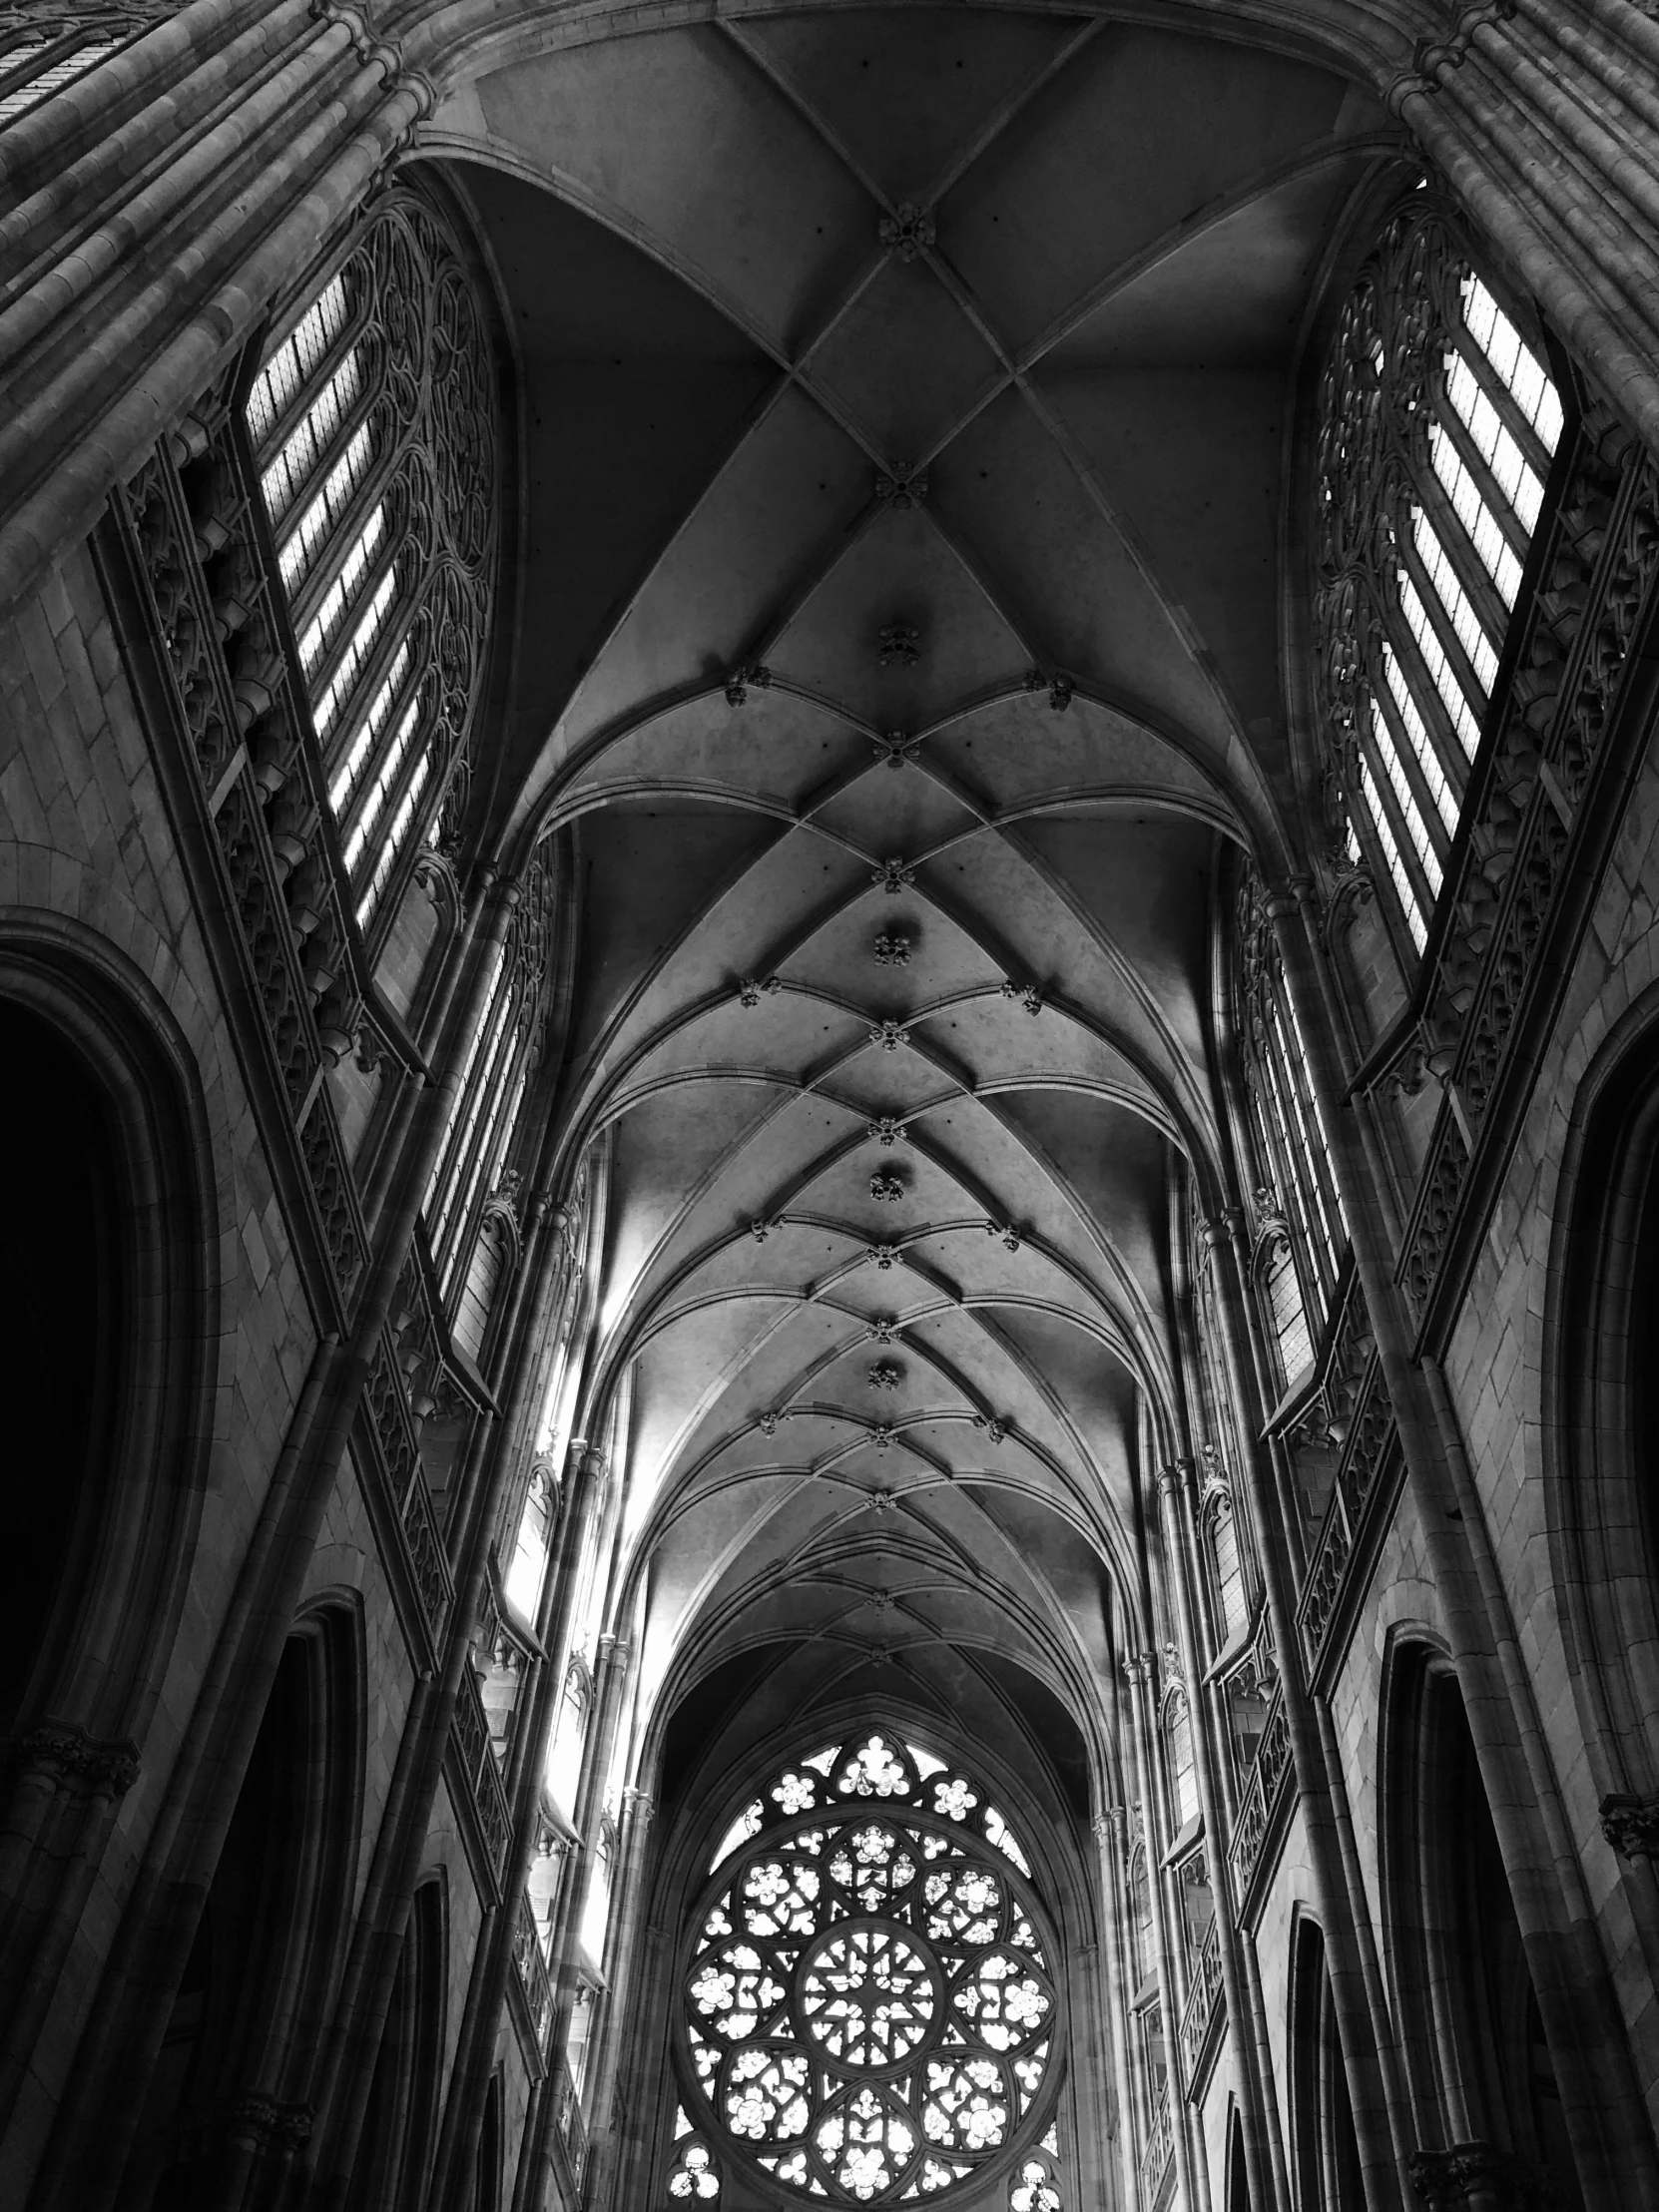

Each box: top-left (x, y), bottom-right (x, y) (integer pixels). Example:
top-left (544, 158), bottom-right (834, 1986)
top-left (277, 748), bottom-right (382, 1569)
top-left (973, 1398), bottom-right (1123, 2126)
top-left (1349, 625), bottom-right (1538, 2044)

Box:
top-left (1092, 1805), bottom-right (1144, 2212)
top-left (581, 1782), bottom-right (657, 2210)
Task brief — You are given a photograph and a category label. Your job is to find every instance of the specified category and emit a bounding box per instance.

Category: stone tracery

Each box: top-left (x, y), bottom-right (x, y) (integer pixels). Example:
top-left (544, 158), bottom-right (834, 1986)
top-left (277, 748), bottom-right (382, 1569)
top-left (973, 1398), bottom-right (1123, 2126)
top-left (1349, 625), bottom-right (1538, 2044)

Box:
top-left (683, 1735), bottom-right (1058, 2205)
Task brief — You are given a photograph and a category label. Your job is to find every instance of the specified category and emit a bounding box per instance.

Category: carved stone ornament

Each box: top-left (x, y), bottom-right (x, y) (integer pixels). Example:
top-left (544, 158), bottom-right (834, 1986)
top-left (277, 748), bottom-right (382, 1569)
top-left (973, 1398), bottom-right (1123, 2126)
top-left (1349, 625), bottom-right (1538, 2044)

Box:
top-left (877, 205), bottom-right (935, 262)
top-left (972, 1412), bottom-right (1010, 1444)
top-left (871, 1423), bottom-right (895, 1451)
top-left (9, 1722), bottom-right (141, 1799)
top-left (758, 1410), bottom-right (781, 1437)
top-left (1600, 1792), bottom-right (1659, 1859)
top-left (869, 1172), bottom-right (904, 1202)
top-left (872, 730), bottom-right (923, 770)
top-left (868, 1486), bottom-right (895, 1513)
top-left (1252, 1185), bottom-right (1290, 1241)
top-left (872, 856), bottom-right (917, 894)
top-left (866, 1115), bottom-right (907, 1146)
top-left (231, 2095), bottom-right (314, 2153)
top-left (1406, 2141), bottom-right (1537, 2208)
top-left (999, 978), bottom-right (1043, 1015)
top-left (985, 1220), bottom-right (1022, 1253)
top-left (868, 1315), bottom-right (899, 1343)
top-left (866, 1243), bottom-right (900, 1269)
top-left (725, 662), bottom-right (772, 706)
top-left (750, 1215), bottom-right (785, 1243)
top-left (873, 930), bottom-right (912, 966)
top-left (868, 1361), bottom-right (902, 1390)
top-left (1197, 1442), bottom-right (1230, 1504)
top-left (875, 464), bottom-right (930, 509)
top-left (1024, 667), bottom-right (1074, 712)
top-left (877, 622), bottom-right (922, 668)
top-left (737, 975), bottom-right (782, 1008)
top-left (868, 1020), bottom-right (911, 1052)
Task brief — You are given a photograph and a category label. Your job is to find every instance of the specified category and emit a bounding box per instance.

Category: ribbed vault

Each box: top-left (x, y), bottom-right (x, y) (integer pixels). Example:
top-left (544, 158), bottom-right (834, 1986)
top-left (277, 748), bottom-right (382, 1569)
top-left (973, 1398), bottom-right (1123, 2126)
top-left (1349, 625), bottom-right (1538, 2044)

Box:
top-left (417, 6), bottom-right (1402, 1796)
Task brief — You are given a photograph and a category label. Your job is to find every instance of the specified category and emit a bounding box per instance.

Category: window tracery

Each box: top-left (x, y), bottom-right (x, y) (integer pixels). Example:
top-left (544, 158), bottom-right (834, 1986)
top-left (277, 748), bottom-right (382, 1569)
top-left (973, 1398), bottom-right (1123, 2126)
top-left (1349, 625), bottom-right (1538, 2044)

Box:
top-left (680, 1732), bottom-right (1060, 2204)
top-left (669, 2108), bottom-right (723, 2202)
top-left (245, 189), bottom-right (498, 941)
top-left (1314, 195), bottom-right (1565, 954)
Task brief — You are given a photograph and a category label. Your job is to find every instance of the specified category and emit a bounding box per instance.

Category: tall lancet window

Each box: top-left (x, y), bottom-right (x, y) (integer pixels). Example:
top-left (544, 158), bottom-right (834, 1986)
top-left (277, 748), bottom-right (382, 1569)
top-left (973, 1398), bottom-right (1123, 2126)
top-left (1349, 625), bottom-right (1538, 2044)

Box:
top-left (678, 1731), bottom-right (1062, 2205)
top-left (1314, 195), bottom-right (1566, 955)
top-left (423, 842), bottom-right (557, 1304)
top-left (245, 188), bottom-right (498, 939)
top-left (1235, 870), bottom-right (1348, 1385)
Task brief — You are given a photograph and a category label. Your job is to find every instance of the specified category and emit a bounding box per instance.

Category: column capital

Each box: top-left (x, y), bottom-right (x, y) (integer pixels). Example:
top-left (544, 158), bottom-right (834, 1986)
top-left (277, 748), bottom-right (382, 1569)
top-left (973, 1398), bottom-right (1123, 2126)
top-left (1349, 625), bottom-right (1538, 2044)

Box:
top-left (1155, 1458), bottom-right (1194, 1501)
top-left (1122, 1650), bottom-right (1157, 1688)
top-left (1197, 1208), bottom-right (1246, 1253)
top-left (1091, 1807), bottom-right (1127, 1846)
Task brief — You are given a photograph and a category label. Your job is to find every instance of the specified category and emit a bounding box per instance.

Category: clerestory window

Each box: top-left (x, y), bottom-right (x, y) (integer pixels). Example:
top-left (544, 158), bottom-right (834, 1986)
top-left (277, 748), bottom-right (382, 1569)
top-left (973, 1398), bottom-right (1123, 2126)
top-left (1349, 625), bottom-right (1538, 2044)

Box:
top-left (244, 190), bottom-right (498, 942)
top-left (678, 1730), bottom-right (1062, 2205)
top-left (422, 841), bottom-right (557, 1302)
top-left (1314, 195), bottom-right (1566, 957)
top-left (0, 5), bottom-right (157, 127)
top-left (1234, 868), bottom-right (1348, 1382)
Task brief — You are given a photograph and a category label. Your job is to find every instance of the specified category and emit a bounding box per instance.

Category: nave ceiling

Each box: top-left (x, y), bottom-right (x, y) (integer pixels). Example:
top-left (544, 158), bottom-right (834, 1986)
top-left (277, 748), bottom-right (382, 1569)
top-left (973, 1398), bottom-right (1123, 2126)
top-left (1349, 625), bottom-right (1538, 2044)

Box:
top-left (418, 5), bottom-right (1401, 1808)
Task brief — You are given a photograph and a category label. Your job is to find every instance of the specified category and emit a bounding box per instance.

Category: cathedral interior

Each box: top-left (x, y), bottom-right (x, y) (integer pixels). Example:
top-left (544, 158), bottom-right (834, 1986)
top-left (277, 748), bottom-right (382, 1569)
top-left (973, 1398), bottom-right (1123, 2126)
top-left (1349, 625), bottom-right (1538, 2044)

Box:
top-left (6, 2), bottom-right (1659, 2209)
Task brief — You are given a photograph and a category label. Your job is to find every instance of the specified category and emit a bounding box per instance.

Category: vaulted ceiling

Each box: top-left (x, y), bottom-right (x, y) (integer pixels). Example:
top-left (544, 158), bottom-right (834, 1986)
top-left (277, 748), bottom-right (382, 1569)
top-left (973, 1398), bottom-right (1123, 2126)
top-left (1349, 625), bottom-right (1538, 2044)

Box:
top-left (422, 6), bottom-right (1399, 1812)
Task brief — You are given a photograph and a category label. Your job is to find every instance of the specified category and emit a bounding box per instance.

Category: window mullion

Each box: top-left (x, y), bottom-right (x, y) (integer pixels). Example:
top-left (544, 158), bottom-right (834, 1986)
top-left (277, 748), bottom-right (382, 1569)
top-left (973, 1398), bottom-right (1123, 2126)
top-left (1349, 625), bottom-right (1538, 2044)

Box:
top-left (1354, 755), bottom-right (1429, 954)
top-left (348, 705), bottom-right (436, 892)
top-left (285, 442), bottom-right (402, 634)
top-left (1395, 536), bottom-right (1490, 753)
top-left (1374, 647), bottom-right (1455, 853)
top-left (310, 549), bottom-right (409, 759)
top-left (1388, 597), bottom-right (1474, 801)
top-left (1453, 332), bottom-right (1552, 486)
top-left (1434, 400), bottom-right (1530, 564)
top-left (1410, 468), bottom-right (1509, 657)
top-left (255, 305), bottom-right (372, 469)
top-left (1362, 694), bottom-right (1442, 908)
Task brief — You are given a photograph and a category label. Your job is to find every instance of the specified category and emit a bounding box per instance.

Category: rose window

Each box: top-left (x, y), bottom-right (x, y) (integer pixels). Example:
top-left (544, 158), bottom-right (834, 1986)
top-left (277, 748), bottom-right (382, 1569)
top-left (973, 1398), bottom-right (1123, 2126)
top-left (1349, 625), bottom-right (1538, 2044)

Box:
top-left (681, 1733), bottom-right (1060, 2203)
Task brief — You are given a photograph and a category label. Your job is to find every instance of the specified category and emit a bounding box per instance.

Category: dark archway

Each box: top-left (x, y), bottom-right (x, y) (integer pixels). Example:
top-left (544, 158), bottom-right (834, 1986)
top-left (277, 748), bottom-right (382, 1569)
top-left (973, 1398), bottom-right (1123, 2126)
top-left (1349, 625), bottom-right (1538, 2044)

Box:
top-left (1386, 1648), bottom-right (1582, 2207)
top-left (1290, 1919), bottom-right (1362, 2212)
top-left (0, 999), bottom-right (123, 1732)
top-left (126, 1610), bottom-right (362, 2207)
top-left (346, 1879), bottom-right (448, 2212)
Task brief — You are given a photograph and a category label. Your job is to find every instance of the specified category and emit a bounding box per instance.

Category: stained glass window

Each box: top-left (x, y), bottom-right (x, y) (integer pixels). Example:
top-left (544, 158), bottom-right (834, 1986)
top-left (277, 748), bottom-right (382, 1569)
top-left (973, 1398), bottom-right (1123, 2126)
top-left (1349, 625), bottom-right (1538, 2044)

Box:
top-left (245, 190), bottom-right (498, 938)
top-left (1314, 195), bottom-right (1565, 957)
top-left (679, 1733), bottom-right (1060, 2204)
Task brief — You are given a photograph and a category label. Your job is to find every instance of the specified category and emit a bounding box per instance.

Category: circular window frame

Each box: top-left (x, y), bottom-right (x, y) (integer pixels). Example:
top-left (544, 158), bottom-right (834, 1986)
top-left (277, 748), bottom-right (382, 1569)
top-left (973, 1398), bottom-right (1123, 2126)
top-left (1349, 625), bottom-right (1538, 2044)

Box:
top-left (674, 1735), bottom-right (1067, 2208)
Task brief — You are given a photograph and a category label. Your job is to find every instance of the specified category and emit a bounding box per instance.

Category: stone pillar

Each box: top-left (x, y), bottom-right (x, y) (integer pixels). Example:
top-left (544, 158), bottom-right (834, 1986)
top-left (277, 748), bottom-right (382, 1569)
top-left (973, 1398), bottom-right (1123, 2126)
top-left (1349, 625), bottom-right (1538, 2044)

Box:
top-left (582, 1782), bottom-right (657, 2210)
top-left (1092, 1806), bottom-right (1143, 2212)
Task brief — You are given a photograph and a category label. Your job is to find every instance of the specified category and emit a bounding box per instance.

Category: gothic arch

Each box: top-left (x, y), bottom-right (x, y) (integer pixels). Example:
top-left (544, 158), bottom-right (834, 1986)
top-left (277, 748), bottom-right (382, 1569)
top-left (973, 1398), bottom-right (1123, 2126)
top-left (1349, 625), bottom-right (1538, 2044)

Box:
top-left (346, 1875), bottom-right (450, 2212)
top-left (126, 1602), bottom-right (367, 2203)
top-left (1379, 1637), bottom-right (1582, 2205)
top-left (0, 914), bottom-right (217, 1755)
top-left (1544, 981), bottom-right (1659, 1815)
top-left (1287, 1913), bottom-right (1362, 2212)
